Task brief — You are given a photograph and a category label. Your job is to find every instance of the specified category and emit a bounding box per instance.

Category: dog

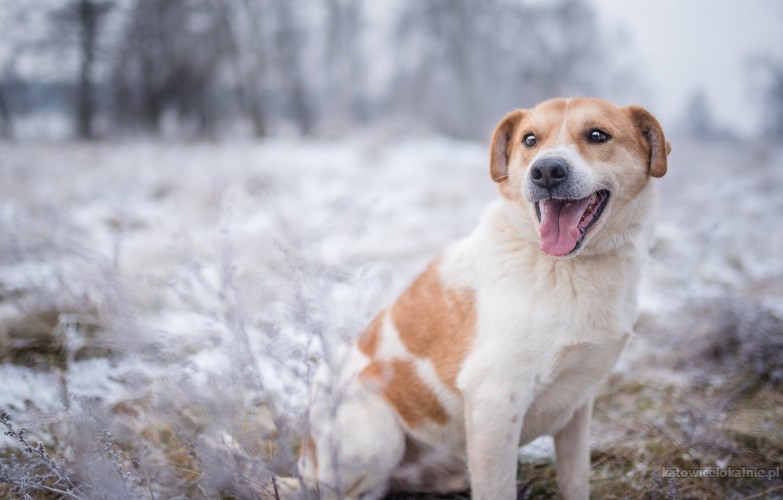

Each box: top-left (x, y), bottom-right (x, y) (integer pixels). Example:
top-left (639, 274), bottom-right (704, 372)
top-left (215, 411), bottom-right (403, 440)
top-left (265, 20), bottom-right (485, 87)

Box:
top-left (299, 98), bottom-right (670, 499)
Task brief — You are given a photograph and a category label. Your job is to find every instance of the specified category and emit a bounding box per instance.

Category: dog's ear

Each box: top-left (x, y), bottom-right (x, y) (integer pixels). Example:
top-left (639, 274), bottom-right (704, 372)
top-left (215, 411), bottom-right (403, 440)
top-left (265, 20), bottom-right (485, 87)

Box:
top-left (489, 110), bottom-right (525, 182)
top-left (627, 105), bottom-right (670, 178)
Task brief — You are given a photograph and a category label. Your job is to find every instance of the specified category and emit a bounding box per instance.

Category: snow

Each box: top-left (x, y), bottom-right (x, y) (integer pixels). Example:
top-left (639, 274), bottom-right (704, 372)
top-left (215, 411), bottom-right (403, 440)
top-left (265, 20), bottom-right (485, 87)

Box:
top-left (1, 133), bottom-right (782, 447)
top-left (0, 135), bottom-right (493, 421)
top-left (0, 365), bottom-right (62, 412)
top-left (518, 435), bottom-right (555, 462)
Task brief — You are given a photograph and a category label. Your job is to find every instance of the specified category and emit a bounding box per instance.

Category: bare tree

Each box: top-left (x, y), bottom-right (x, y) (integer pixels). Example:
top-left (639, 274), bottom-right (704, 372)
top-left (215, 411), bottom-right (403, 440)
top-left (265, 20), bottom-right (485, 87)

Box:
top-left (680, 90), bottom-right (722, 140)
top-left (762, 63), bottom-right (783, 142)
top-left (219, 0), bottom-right (268, 137)
top-left (75, 1), bottom-right (112, 139)
top-left (112, 0), bottom-right (230, 135)
top-left (51, 0), bottom-right (113, 139)
top-left (0, 83), bottom-right (11, 138)
top-left (0, 0), bottom-right (617, 139)
top-left (272, 0), bottom-right (313, 135)
top-left (323, 0), bottom-right (366, 128)
top-left (388, 0), bottom-right (606, 138)
top-left (389, 0), bottom-right (480, 137)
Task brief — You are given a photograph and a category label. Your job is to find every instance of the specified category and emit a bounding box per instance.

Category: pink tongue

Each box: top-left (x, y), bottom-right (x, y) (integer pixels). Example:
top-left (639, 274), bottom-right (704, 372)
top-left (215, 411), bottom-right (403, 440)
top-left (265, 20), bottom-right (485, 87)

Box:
top-left (538, 197), bottom-right (591, 256)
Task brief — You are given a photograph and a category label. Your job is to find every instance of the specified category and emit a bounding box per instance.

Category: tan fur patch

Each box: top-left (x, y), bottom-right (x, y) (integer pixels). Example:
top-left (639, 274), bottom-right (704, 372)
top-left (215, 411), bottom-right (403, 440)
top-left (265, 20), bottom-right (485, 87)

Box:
top-left (357, 313), bottom-right (383, 357)
top-left (391, 262), bottom-right (476, 392)
top-left (360, 358), bottom-right (450, 427)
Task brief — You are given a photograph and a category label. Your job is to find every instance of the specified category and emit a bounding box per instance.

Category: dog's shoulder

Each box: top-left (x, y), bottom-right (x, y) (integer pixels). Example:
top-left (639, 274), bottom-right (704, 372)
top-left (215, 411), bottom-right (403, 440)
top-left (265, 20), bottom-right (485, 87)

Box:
top-left (354, 250), bottom-right (479, 429)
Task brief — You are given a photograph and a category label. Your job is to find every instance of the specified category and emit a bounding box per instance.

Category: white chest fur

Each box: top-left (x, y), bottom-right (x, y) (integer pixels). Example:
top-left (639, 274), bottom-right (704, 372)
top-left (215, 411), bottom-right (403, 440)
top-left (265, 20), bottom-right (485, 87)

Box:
top-left (451, 199), bottom-right (641, 436)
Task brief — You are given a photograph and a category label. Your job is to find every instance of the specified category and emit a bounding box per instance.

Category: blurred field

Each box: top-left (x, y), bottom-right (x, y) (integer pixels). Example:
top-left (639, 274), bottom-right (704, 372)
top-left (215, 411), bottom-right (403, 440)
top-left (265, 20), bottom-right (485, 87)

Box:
top-left (1, 135), bottom-right (782, 498)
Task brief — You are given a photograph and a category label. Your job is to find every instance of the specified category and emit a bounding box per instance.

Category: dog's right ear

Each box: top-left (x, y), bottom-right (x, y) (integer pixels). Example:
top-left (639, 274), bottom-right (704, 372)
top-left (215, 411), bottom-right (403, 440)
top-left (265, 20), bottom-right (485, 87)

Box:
top-left (489, 110), bottom-right (525, 183)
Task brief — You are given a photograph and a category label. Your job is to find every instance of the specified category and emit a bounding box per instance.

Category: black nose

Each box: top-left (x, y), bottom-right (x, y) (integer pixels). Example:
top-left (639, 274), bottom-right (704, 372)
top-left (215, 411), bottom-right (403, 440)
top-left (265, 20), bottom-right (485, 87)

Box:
top-left (530, 158), bottom-right (569, 190)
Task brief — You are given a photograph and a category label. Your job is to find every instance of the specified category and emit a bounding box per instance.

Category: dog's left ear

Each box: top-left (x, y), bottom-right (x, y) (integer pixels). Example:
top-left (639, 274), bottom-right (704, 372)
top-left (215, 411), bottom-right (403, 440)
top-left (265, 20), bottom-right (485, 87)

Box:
top-left (489, 110), bottom-right (525, 182)
top-left (627, 106), bottom-right (671, 178)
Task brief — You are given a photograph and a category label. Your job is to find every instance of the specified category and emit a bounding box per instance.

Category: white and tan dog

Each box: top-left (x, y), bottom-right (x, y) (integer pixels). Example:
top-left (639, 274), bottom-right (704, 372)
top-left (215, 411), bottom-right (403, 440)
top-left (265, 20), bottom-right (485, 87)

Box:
top-left (300, 98), bottom-right (670, 499)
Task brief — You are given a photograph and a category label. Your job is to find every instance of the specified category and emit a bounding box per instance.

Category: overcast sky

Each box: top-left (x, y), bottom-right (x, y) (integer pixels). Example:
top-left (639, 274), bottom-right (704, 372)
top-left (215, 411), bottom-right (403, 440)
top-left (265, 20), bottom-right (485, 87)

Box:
top-left (588, 0), bottom-right (783, 136)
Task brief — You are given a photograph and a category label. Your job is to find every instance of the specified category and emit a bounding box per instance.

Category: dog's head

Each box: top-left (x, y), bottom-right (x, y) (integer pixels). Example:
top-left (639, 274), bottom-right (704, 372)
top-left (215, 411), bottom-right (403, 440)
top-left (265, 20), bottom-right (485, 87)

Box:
top-left (489, 98), bottom-right (671, 257)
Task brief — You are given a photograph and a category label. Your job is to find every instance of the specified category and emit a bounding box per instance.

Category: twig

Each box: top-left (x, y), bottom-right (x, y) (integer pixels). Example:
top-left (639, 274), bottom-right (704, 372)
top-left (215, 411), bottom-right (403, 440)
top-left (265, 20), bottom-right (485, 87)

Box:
top-left (272, 475), bottom-right (280, 500)
top-left (136, 450), bottom-right (157, 500)
top-left (1, 412), bottom-right (81, 495)
top-left (743, 484), bottom-right (783, 500)
top-left (0, 476), bottom-right (79, 498)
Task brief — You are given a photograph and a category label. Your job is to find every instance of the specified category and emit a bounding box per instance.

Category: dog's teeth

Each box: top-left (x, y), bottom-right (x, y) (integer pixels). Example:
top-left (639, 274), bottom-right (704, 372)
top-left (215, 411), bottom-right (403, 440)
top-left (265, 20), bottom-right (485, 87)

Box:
top-left (585, 193), bottom-right (597, 211)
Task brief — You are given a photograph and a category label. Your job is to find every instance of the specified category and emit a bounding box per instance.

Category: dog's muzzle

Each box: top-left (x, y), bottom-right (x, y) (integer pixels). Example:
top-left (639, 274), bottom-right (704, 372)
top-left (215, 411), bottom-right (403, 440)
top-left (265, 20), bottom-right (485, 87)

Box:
top-left (525, 158), bottom-right (610, 257)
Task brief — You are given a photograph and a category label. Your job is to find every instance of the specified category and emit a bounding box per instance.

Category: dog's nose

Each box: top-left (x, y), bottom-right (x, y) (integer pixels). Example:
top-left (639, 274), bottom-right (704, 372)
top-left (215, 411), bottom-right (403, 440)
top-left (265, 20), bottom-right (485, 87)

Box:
top-left (530, 158), bottom-right (569, 190)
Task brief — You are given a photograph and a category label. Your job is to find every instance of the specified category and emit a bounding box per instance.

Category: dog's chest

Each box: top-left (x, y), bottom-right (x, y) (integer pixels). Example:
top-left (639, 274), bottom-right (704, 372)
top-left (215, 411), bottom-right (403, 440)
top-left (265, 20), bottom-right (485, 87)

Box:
top-left (464, 219), bottom-right (641, 344)
top-left (489, 257), bottom-right (638, 344)
top-left (479, 252), bottom-right (636, 440)
top-left (520, 335), bottom-right (628, 441)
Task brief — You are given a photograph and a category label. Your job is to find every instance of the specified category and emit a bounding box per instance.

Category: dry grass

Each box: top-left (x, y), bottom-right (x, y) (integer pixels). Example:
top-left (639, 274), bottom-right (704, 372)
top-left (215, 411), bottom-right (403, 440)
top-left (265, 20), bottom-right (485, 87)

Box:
top-left (3, 286), bottom-right (782, 499)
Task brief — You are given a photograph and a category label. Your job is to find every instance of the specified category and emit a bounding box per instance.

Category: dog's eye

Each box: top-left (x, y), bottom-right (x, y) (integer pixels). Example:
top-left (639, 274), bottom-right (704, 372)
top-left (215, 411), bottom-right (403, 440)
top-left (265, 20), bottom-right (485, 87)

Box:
top-left (588, 130), bottom-right (610, 143)
top-left (523, 134), bottom-right (537, 148)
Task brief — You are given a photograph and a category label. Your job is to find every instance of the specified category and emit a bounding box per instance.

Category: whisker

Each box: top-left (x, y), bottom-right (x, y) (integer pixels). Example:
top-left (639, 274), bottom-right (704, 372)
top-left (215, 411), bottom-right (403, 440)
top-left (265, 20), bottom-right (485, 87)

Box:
top-left (492, 172), bottom-right (526, 183)
top-left (595, 216), bottom-right (621, 251)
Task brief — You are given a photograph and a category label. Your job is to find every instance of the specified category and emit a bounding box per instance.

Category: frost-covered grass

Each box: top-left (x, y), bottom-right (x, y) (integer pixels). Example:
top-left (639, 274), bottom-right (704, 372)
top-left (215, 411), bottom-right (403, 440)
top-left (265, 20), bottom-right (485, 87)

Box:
top-left (1, 135), bottom-right (782, 498)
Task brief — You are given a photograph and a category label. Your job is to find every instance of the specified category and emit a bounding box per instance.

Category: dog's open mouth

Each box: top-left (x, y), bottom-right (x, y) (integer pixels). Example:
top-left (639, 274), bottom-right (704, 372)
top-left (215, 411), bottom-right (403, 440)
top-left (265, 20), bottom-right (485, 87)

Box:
top-left (534, 190), bottom-right (610, 256)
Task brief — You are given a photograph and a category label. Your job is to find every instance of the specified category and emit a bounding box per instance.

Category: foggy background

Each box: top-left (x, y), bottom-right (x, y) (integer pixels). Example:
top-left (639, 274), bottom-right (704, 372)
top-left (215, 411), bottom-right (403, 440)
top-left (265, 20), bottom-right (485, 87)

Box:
top-left (1, 1), bottom-right (782, 499)
top-left (1, 0), bottom-right (782, 141)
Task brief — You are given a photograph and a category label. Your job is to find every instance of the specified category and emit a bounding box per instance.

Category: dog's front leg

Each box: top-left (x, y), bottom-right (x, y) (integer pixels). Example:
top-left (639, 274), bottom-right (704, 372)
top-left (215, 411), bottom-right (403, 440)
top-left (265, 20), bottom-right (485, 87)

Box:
top-left (554, 399), bottom-right (593, 500)
top-left (463, 388), bottom-right (529, 500)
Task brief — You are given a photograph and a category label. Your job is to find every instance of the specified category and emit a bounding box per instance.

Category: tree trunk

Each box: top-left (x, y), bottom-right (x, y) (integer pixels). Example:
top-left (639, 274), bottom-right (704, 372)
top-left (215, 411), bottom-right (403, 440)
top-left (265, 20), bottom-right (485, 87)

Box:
top-left (76, 0), bottom-right (98, 139)
top-left (325, 0), bottom-right (365, 126)
top-left (274, 0), bottom-right (312, 135)
top-left (0, 84), bottom-right (12, 138)
top-left (222, 0), bottom-right (267, 137)
top-left (450, 0), bottom-right (479, 137)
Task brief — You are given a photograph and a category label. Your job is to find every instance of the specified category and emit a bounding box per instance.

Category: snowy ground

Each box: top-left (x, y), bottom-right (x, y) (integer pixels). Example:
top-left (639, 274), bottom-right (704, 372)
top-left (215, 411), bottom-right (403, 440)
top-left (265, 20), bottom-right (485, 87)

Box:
top-left (0, 136), bottom-right (492, 410)
top-left (1, 134), bottom-right (782, 498)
